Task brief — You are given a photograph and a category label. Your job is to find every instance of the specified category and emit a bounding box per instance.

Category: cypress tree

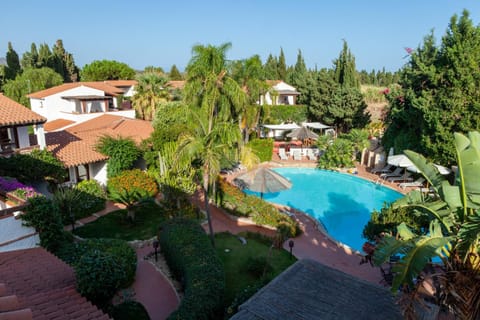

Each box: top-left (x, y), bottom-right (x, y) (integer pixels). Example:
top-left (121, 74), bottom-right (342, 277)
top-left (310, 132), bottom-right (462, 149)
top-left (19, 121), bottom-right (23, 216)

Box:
top-left (21, 43), bottom-right (39, 69)
top-left (4, 42), bottom-right (21, 80)
top-left (169, 64), bottom-right (183, 80)
top-left (277, 47), bottom-right (287, 80)
top-left (264, 54), bottom-right (278, 80)
top-left (333, 40), bottom-right (359, 88)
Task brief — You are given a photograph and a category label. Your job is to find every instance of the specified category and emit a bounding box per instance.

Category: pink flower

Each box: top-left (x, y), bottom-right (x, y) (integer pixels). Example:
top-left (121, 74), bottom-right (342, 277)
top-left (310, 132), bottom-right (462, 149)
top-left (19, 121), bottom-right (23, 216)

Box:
top-left (405, 47), bottom-right (413, 54)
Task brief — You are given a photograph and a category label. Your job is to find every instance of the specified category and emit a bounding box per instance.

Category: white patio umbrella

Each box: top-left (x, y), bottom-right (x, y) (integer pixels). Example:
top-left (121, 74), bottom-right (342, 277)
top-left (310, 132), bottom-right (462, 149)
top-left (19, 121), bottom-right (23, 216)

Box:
top-left (406, 163), bottom-right (451, 175)
top-left (387, 154), bottom-right (414, 168)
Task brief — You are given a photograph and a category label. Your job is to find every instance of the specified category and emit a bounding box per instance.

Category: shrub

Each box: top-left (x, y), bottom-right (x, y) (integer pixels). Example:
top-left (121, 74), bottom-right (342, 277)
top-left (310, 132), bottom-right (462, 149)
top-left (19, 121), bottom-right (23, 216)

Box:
top-left (75, 180), bottom-right (106, 216)
top-left (62, 238), bottom-right (136, 305)
top-left (76, 250), bottom-right (126, 304)
top-left (317, 138), bottom-right (355, 169)
top-left (96, 135), bottom-right (140, 178)
top-left (247, 139), bottom-right (273, 162)
top-left (218, 179), bottom-right (301, 238)
top-left (159, 219), bottom-right (225, 320)
top-left (21, 196), bottom-right (65, 252)
top-left (107, 169), bottom-right (158, 200)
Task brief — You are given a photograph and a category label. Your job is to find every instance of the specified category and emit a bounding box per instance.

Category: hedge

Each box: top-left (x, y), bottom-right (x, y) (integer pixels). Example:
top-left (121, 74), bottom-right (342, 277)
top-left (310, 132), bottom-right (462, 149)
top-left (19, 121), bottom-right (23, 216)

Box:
top-left (247, 139), bottom-right (273, 162)
top-left (218, 179), bottom-right (301, 238)
top-left (262, 104), bottom-right (308, 124)
top-left (159, 219), bottom-right (225, 320)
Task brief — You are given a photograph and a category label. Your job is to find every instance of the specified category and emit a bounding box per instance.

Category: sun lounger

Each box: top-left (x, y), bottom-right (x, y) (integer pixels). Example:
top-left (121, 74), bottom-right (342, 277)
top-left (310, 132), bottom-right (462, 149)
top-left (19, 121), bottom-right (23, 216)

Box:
top-left (279, 148), bottom-right (289, 160)
top-left (399, 177), bottom-right (426, 189)
top-left (306, 149), bottom-right (317, 160)
top-left (387, 172), bottom-right (413, 182)
top-left (292, 149), bottom-right (302, 160)
top-left (371, 164), bottom-right (393, 174)
top-left (380, 167), bottom-right (403, 179)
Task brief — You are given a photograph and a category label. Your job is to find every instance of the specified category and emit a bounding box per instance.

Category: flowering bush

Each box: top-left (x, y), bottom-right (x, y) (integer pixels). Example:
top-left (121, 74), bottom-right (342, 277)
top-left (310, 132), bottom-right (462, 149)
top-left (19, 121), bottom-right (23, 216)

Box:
top-left (0, 176), bottom-right (26, 193)
top-left (11, 187), bottom-right (39, 200)
top-left (107, 169), bottom-right (158, 200)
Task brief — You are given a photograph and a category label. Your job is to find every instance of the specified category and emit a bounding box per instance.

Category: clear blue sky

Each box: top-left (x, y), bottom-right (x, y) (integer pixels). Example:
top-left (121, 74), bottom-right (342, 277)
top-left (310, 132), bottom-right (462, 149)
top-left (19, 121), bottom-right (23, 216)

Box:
top-left (2, 1), bottom-right (480, 73)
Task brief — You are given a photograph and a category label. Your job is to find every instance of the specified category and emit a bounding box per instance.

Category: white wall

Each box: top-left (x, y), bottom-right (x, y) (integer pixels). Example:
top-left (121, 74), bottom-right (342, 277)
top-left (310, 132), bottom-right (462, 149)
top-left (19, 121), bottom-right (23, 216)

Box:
top-left (16, 126), bottom-right (31, 148)
top-left (90, 162), bottom-right (108, 186)
top-left (31, 86), bottom-right (110, 121)
top-left (0, 215), bottom-right (39, 252)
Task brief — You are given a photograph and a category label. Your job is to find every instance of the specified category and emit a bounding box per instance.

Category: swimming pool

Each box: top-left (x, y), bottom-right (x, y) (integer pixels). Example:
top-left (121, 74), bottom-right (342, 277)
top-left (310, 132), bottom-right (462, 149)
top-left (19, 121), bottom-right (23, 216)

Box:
top-left (248, 167), bottom-right (403, 252)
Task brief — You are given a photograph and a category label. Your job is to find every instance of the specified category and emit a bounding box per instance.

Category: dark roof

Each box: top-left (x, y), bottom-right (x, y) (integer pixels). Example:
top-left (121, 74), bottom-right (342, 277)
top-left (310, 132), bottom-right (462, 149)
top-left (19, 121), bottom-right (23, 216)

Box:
top-left (231, 259), bottom-right (402, 320)
top-left (0, 247), bottom-right (111, 320)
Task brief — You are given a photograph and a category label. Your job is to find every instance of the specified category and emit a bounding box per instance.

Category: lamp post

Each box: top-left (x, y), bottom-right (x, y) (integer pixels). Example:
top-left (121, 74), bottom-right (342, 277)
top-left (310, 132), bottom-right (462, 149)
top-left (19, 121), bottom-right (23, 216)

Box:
top-left (152, 239), bottom-right (159, 262)
top-left (288, 240), bottom-right (294, 259)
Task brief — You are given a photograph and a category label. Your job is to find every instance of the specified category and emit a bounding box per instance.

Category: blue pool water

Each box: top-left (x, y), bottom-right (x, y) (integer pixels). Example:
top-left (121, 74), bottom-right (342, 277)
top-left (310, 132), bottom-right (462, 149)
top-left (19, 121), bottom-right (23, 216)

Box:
top-left (247, 167), bottom-right (403, 252)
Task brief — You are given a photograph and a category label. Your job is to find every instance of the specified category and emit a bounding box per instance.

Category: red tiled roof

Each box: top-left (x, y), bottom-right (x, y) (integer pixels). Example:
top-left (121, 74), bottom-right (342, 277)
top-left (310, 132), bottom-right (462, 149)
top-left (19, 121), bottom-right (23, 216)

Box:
top-left (104, 80), bottom-right (138, 87)
top-left (0, 94), bottom-right (47, 126)
top-left (0, 247), bottom-right (111, 320)
top-left (27, 82), bottom-right (123, 99)
top-left (43, 119), bottom-right (76, 132)
top-left (41, 114), bottom-right (153, 167)
top-left (166, 80), bottom-right (185, 89)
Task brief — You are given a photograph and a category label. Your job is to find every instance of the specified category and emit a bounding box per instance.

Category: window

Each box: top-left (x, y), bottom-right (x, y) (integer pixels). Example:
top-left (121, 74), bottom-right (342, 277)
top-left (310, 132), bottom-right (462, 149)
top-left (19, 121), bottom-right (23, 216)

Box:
top-left (75, 164), bottom-right (90, 182)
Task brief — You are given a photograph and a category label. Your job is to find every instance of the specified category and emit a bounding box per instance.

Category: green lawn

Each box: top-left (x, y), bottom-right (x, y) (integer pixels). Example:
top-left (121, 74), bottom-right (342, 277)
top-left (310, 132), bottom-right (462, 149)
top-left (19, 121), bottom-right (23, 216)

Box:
top-left (215, 232), bottom-right (296, 307)
top-left (73, 200), bottom-right (166, 241)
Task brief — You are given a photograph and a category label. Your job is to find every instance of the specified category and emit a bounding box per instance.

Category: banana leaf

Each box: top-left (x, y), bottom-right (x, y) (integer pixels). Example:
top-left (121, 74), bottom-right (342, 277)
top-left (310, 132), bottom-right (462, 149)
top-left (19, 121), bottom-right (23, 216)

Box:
top-left (404, 150), bottom-right (446, 192)
top-left (457, 211), bottom-right (480, 259)
top-left (455, 132), bottom-right (480, 211)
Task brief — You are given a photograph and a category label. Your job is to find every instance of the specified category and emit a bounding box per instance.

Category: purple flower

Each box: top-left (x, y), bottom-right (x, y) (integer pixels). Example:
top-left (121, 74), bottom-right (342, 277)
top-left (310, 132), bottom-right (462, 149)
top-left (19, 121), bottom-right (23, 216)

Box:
top-left (0, 177), bottom-right (26, 192)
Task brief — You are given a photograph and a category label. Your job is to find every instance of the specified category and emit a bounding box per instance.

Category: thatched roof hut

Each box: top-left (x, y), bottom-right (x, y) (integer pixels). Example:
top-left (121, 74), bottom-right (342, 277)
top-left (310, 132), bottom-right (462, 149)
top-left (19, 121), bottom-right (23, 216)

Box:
top-left (231, 259), bottom-right (402, 320)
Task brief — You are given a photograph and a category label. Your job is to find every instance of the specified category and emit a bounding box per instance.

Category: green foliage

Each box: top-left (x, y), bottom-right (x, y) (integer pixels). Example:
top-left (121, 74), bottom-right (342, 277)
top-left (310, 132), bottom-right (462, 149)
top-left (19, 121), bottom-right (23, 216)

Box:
top-left (361, 85), bottom-right (387, 104)
top-left (54, 180), bottom-right (106, 224)
top-left (159, 219), bottom-right (225, 320)
top-left (305, 70), bottom-right (370, 133)
top-left (3, 67), bottom-right (63, 107)
top-left (383, 11), bottom-right (480, 165)
top-left (363, 205), bottom-right (430, 242)
top-left (262, 104), bottom-right (308, 124)
top-left (218, 179), bottom-right (301, 238)
top-left (247, 138), bottom-right (273, 162)
top-left (317, 138), bottom-right (355, 169)
top-left (22, 196), bottom-right (65, 252)
top-left (333, 40), bottom-right (360, 88)
top-left (4, 42), bottom-right (21, 80)
top-left (277, 48), bottom-right (287, 81)
top-left (96, 135), bottom-right (140, 178)
top-left (110, 301), bottom-right (150, 320)
top-left (81, 59), bottom-right (135, 81)
top-left (169, 64), bottom-right (183, 80)
top-left (132, 72), bottom-right (171, 121)
top-left (59, 238), bottom-right (136, 305)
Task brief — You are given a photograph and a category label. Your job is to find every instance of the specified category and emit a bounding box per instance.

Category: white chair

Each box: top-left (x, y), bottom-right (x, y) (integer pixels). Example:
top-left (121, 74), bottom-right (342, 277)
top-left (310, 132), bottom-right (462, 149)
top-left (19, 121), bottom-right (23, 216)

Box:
top-left (278, 148), bottom-right (289, 160)
top-left (399, 177), bottom-right (425, 189)
top-left (306, 148), bottom-right (317, 160)
top-left (292, 149), bottom-right (302, 160)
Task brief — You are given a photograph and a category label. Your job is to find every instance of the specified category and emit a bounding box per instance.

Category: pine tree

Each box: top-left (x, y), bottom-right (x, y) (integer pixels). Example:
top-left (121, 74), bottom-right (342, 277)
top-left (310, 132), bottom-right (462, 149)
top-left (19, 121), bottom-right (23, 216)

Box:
top-left (169, 64), bottom-right (183, 80)
top-left (287, 50), bottom-right (309, 104)
top-left (277, 48), bottom-right (287, 80)
top-left (333, 40), bottom-right (359, 88)
top-left (37, 43), bottom-right (53, 69)
top-left (4, 42), bottom-right (21, 80)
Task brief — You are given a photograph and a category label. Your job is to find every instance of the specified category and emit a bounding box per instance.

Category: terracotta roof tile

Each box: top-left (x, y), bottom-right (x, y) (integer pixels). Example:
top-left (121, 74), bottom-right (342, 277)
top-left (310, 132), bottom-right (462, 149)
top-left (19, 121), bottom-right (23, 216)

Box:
top-left (103, 80), bottom-right (137, 87)
top-left (0, 94), bottom-right (47, 126)
top-left (0, 248), bottom-right (111, 320)
top-left (166, 80), bottom-right (185, 89)
top-left (43, 119), bottom-right (75, 132)
top-left (38, 114), bottom-right (152, 167)
top-left (27, 82), bottom-right (123, 99)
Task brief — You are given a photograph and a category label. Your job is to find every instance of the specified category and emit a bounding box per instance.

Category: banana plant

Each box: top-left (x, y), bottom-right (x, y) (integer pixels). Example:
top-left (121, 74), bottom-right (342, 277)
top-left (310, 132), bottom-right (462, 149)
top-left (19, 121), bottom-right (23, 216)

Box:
top-left (373, 131), bottom-right (480, 293)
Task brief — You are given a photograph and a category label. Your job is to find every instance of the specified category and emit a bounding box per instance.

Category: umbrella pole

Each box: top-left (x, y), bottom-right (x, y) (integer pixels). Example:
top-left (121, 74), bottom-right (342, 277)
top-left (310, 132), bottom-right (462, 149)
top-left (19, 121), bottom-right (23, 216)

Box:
top-left (260, 192), bottom-right (264, 199)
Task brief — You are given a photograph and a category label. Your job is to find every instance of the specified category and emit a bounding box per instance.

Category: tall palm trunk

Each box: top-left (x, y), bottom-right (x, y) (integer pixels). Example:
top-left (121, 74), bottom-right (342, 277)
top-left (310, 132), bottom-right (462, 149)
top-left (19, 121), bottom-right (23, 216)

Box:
top-left (203, 168), bottom-right (215, 247)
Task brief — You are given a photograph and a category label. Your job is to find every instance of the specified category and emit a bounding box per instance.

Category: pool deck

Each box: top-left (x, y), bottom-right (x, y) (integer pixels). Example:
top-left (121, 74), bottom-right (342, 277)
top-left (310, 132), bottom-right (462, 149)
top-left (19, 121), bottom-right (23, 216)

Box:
top-left (209, 159), bottom-right (411, 286)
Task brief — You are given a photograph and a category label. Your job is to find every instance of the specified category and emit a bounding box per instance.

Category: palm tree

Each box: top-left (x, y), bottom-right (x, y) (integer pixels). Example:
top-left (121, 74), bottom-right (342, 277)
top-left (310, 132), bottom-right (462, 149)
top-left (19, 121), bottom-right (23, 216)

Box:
top-left (177, 108), bottom-right (241, 246)
top-left (132, 72), bottom-right (170, 121)
top-left (373, 131), bottom-right (480, 319)
top-left (181, 43), bottom-right (246, 246)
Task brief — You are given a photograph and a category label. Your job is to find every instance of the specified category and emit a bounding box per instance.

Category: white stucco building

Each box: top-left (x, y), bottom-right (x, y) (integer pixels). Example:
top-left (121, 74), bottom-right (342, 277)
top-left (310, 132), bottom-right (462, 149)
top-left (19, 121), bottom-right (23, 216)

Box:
top-left (28, 81), bottom-right (137, 124)
top-left (259, 80), bottom-right (300, 105)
